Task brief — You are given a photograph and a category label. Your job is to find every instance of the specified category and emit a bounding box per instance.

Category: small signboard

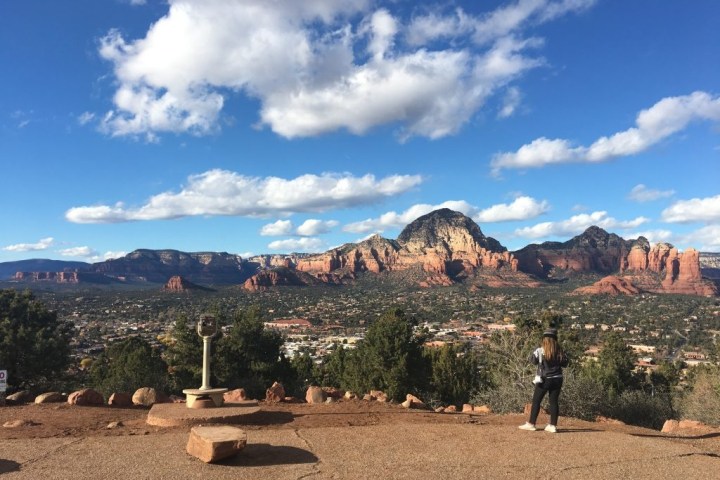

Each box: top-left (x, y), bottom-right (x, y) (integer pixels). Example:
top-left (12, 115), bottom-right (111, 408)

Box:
top-left (0, 370), bottom-right (6, 392)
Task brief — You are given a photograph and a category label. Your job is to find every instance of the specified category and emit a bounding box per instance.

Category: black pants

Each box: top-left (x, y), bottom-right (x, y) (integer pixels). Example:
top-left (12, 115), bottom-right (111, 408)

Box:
top-left (529, 377), bottom-right (563, 425)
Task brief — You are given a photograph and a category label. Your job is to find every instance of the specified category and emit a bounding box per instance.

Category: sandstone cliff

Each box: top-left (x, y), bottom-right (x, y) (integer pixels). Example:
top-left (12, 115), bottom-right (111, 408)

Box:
top-left (162, 275), bottom-right (210, 292)
top-left (514, 226), bottom-right (631, 278)
top-left (573, 275), bottom-right (641, 295)
top-left (243, 267), bottom-right (324, 292)
top-left (291, 209), bottom-right (520, 288)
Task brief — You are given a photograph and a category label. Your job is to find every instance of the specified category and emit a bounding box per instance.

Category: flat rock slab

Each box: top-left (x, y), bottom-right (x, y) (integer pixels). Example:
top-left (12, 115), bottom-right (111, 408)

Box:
top-left (146, 400), bottom-right (260, 427)
top-left (186, 425), bottom-right (247, 463)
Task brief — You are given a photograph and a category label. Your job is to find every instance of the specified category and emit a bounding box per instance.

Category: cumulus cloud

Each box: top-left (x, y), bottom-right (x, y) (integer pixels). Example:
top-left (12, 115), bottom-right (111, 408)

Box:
top-left (492, 91), bottom-right (720, 174)
top-left (343, 196), bottom-right (548, 233)
top-left (59, 246), bottom-right (97, 258)
top-left (2, 237), bottom-right (54, 252)
top-left (628, 184), bottom-right (675, 202)
top-left (98, 0), bottom-right (593, 140)
top-left (514, 211), bottom-right (649, 239)
top-left (103, 251), bottom-right (127, 260)
top-left (261, 218), bottom-right (338, 236)
top-left (65, 170), bottom-right (421, 223)
top-left (678, 225), bottom-right (720, 251)
top-left (261, 220), bottom-right (294, 236)
top-left (624, 229), bottom-right (675, 245)
top-left (661, 194), bottom-right (720, 224)
top-left (267, 237), bottom-right (326, 252)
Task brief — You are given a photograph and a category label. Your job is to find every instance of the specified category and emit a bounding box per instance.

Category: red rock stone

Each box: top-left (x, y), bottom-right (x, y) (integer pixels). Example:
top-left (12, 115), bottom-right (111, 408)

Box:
top-left (223, 388), bottom-right (247, 403)
top-left (186, 426), bottom-right (247, 463)
top-left (265, 382), bottom-right (285, 403)
top-left (305, 386), bottom-right (327, 404)
top-left (108, 392), bottom-right (133, 407)
top-left (132, 387), bottom-right (169, 407)
top-left (67, 389), bottom-right (104, 406)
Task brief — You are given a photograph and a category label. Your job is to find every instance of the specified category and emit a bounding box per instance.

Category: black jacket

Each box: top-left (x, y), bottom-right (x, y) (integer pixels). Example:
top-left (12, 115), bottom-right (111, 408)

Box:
top-left (530, 347), bottom-right (569, 378)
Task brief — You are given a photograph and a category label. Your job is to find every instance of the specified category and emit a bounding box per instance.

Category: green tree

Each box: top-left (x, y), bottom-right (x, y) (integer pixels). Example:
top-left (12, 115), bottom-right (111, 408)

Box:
top-left (164, 314), bottom-right (205, 392)
top-left (0, 289), bottom-right (73, 391)
top-left (345, 308), bottom-right (428, 401)
top-left (321, 343), bottom-right (348, 389)
top-left (426, 343), bottom-right (480, 406)
top-left (584, 332), bottom-right (639, 397)
top-left (90, 336), bottom-right (169, 396)
top-left (214, 306), bottom-right (286, 398)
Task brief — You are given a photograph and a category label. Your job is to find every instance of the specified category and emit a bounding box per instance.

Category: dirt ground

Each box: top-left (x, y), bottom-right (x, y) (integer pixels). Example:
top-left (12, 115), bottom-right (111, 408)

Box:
top-left (2, 399), bottom-right (720, 480)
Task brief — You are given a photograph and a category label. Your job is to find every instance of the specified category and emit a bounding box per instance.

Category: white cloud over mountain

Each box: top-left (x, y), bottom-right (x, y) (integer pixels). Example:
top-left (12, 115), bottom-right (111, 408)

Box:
top-left (97, 0), bottom-right (593, 140)
top-left (661, 194), bottom-right (720, 224)
top-left (267, 237), bottom-right (326, 252)
top-left (491, 91), bottom-right (720, 175)
top-left (65, 170), bottom-right (421, 223)
top-left (343, 196), bottom-right (549, 233)
top-left (514, 211), bottom-right (649, 239)
top-left (2, 237), bottom-right (54, 252)
top-left (261, 219), bottom-right (339, 236)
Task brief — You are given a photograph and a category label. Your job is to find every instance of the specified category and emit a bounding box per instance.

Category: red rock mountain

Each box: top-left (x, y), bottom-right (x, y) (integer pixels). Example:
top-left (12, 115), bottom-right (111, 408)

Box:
top-left (573, 275), bottom-right (642, 296)
top-left (247, 209), bottom-right (525, 290)
top-left (162, 275), bottom-right (210, 292)
top-left (513, 226), bottom-right (632, 277)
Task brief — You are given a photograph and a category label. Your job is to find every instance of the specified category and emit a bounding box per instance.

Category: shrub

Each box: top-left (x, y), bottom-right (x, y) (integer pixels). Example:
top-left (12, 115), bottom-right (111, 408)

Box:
top-left (608, 390), bottom-right (674, 430)
top-left (561, 371), bottom-right (607, 421)
top-left (680, 368), bottom-right (720, 426)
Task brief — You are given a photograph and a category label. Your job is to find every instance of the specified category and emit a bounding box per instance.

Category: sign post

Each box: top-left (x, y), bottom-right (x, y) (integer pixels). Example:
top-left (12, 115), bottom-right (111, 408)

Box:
top-left (0, 370), bottom-right (6, 406)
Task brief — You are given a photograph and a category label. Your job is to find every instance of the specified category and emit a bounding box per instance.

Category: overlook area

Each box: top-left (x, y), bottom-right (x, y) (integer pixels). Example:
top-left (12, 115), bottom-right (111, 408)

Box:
top-left (2, 400), bottom-right (720, 479)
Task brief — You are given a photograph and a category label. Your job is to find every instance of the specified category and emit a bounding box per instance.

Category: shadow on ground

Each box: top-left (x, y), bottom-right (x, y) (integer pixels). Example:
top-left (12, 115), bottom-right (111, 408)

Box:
top-left (220, 444), bottom-right (318, 467)
top-left (0, 459), bottom-right (21, 474)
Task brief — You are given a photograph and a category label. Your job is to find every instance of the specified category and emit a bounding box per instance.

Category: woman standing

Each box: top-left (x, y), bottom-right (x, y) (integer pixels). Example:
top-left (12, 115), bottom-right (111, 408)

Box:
top-left (518, 328), bottom-right (569, 433)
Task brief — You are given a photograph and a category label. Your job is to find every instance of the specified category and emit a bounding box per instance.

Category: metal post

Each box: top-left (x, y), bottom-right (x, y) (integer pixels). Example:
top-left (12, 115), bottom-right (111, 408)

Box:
top-left (200, 336), bottom-right (211, 390)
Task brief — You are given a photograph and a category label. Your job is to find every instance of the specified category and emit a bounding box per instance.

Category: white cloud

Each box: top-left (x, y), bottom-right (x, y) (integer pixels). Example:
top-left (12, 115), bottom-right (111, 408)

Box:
top-left (60, 246), bottom-right (97, 258)
top-left (678, 225), bottom-right (720, 251)
top-left (628, 184), bottom-right (675, 202)
top-left (343, 196), bottom-right (548, 233)
top-left (98, 0), bottom-right (593, 140)
top-left (492, 91), bottom-right (720, 174)
top-left (661, 194), bottom-right (720, 224)
top-left (268, 237), bottom-right (326, 252)
top-left (65, 170), bottom-right (422, 223)
top-left (78, 111), bottom-right (96, 125)
top-left (475, 196), bottom-right (549, 222)
top-left (261, 220), bottom-right (294, 236)
top-left (296, 219), bottom-right (339, 236)
top-left (103, 251), bottom-right (127, 260)
top-left (498, 86), bottom-right (521, 118)
top-left (624, 229), bottom-right (675, 245)
top-left (514, 211), bottom-right (649, 239)
top-left (2, 237), bottom-right (54, 252)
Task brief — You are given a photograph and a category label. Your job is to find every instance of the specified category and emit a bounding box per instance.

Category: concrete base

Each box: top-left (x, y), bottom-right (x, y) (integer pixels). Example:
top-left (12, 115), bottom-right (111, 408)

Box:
top-left (147, 400), bottom-right (260, 427)
top-left (182, 388), bottom-right (228, 408)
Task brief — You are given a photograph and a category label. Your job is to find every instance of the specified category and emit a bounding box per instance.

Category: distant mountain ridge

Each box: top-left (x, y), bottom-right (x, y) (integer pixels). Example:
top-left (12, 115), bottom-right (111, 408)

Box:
top-left (1, 209), bottom-right (717, 296)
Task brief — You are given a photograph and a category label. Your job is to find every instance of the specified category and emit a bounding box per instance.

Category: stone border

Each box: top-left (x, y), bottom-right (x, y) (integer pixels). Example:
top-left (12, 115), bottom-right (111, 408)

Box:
top-left (146, 400), bottom-right (260, 427)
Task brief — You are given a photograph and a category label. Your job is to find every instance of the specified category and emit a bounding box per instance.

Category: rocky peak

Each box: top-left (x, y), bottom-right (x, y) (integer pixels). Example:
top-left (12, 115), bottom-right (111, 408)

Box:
top-left (397, 208), bottom-right (503, 253)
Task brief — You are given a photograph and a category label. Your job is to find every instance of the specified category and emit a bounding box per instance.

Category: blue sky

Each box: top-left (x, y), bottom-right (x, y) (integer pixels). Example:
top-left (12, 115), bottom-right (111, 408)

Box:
top-left (1, 0), bottom-right (719, 263)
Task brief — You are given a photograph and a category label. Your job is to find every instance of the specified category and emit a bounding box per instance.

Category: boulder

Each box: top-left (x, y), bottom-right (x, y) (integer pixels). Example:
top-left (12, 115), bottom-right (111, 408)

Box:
top-left (344, 391), bottom-right (357, 400)
top-left (132, 387), bottom-right (169, 407)
top-left (108, 392), bottom-right (133, 407)
top-left (6, 391), bottom-right (32, 404)
top-left (68, 388), bottom-right (104, 406)
top-left (434, 407), bottom-right (445, 413)
top-left (3, 419), bottom-right (35, 428)
top-left (34, 392), bottom-right (66, 404)
top-left (474, 405), bottom-right (491, 414)
top-left (265, 382), bottom-right (285, 403)
top-left (370, 390), bottom-right (388, 402)
top-left (663, 419), bottom-right (717, 434)
top-left (362, 394), bottom-right (373, 401)
top-left (661, 419), bottom-right (680, 433)
top-left (445, 405), bottom-right (457, 413)
top-left (186, 425), bottom-right (247, 463)
top-left (224, 388), bottom-right (247, 403)
top-left (401, 394), bottom-right (426, 409)
top-left (462, 404), bottom-right (474, 413)
top-left (305, 386), bottom-right (327, 404)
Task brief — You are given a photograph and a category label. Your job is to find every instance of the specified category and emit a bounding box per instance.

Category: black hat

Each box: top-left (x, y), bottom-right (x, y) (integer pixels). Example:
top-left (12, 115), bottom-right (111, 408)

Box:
top-left (543, 328), bottom-right (558, 339)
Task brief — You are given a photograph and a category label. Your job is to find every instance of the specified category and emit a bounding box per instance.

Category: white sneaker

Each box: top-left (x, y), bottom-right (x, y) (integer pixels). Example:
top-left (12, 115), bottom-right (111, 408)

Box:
top-left (544, 424), bottom-right (557, 433)
top-left (518, 422), bottom-right (537, 431)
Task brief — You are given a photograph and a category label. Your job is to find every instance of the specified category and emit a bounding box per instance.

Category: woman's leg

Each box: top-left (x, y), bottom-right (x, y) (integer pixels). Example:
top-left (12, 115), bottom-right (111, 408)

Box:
top-left (529, 384), bottom-right (547, 424)
top-left (547, 378), bottom-right (563, 425)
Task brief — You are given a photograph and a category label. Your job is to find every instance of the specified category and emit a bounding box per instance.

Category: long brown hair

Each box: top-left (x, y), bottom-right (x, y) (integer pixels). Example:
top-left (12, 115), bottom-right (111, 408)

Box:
top-left (542, 336), bottom-right (563, 362)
